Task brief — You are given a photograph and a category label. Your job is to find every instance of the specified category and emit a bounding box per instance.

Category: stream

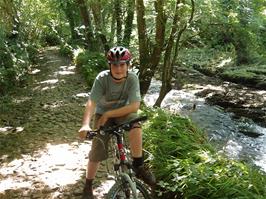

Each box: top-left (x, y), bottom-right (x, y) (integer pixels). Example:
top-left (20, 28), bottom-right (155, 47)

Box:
top-left (144, 79), bottom-right (266, 173)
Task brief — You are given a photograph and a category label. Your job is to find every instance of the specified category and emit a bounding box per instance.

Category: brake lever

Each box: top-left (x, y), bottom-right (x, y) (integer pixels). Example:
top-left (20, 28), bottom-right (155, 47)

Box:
top-left (87, 132), bottom-right (94, 140)
top-left (86, 130), bottom-right (98, 140)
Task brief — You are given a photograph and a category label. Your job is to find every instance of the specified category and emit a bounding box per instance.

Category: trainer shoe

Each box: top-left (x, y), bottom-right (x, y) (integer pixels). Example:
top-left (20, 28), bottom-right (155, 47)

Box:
top-left (81, 180), bottom-right (94, 199)
top-left (134, 165), bottom-right (156, 187)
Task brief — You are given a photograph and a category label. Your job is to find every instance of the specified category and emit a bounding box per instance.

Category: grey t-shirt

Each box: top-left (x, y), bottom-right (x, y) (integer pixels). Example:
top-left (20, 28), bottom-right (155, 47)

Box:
top-left (90, 70), bottom-right (141, 114)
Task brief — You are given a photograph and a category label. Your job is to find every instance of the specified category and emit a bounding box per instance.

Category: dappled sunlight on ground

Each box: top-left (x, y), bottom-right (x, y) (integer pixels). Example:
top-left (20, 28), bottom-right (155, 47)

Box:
top-left (46, 59), bottom-right (62, 65)
top-left (75, 93), bottom-right (90, 98)
top-left (12, 97), bottom-right (32, 104)
top-left (39, 79), bottom-right (59, 85)
top-left (31, 64), bottom-right (77, 92)
top-left (0, 141), bottom-right (91, 193)
top-left (54, 65), bottom-right (76, 76)
top-left (37, 78), bottom-right (60, 91)
top-left (41, 86), bottom-right (57, 91)
top-left (29, 69), bottom-right (41, 75)
top-left (0, 127), bottom-right (24, 135)
top-left (42, 100), bottom-right (65, 109)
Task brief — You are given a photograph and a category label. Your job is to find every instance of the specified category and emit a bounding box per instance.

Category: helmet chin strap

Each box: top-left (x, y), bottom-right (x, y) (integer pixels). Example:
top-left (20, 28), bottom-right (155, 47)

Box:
top-left (110, 71), bottom-right (128, 81)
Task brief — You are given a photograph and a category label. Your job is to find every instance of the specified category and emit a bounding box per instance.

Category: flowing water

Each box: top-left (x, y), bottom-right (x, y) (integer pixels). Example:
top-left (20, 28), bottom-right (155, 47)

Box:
top-left (144, 79), bottom-right (266, 173)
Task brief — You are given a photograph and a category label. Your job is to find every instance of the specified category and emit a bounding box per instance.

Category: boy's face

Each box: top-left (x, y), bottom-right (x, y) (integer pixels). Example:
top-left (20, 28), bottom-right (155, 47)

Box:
top-left (110, 62), bottom-right (128, 81)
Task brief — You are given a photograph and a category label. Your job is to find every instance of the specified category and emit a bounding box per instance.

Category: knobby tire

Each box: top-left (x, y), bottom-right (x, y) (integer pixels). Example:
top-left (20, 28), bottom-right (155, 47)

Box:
top-left (106, 178), bottom-right (151, 199)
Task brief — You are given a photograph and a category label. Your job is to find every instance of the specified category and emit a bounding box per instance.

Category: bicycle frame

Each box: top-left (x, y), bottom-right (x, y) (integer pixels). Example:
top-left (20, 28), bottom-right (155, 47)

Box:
top-left (113, 129), bottom-right (138, 198)
top-left (86, 116), bottom-right (149, 199)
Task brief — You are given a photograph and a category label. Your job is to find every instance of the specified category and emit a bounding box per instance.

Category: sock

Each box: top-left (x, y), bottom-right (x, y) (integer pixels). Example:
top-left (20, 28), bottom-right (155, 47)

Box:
top-left (132, 156), bottom-right (144, 168)
top-left (85, 178), bottom-right (93, 186)
top-left (84, 178), bottom-right (94, 195)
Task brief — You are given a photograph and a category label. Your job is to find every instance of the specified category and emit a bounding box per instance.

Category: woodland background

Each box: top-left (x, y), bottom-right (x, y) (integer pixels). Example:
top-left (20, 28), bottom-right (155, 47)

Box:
top-left (0, 1), bottom-right (266, 198)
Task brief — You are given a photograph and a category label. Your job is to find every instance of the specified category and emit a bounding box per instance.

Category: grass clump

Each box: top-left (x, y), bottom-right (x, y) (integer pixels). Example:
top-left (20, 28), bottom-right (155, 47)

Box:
top-left (142, 108), bottom-right (266, 199)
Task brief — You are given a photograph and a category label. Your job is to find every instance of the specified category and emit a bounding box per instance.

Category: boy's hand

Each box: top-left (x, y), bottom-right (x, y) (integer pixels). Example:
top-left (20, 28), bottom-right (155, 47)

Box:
top-left (78, 125), bottom-right (91, 140)
top-left (97, 112), bottom-right (110, 128)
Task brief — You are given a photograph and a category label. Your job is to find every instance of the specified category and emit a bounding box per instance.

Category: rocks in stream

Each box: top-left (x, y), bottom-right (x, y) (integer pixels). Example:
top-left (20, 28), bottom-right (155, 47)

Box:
top-left (239, 128), bottom-right (264, 138)
top-left (195, 84), bottom-right (266, 127)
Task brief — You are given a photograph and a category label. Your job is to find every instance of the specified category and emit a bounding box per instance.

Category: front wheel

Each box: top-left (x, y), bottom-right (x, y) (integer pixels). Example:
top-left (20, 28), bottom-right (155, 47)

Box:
top-left (107, 178), bottom-right (151, 199)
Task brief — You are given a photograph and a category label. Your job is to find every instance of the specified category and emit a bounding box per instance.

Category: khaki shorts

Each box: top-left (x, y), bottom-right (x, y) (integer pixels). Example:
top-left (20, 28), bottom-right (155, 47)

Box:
top-left (89, 113), bottom-right (139, 162)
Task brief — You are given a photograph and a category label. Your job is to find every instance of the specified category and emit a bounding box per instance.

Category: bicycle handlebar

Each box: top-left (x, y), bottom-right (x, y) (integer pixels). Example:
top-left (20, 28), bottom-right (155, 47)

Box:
top-left (86, 115), bottom-right (148, 139)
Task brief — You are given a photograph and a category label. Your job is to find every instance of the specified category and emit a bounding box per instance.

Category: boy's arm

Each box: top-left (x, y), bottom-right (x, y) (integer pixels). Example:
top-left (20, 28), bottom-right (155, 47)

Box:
top-left (106, 101), bottom-right (140, 118)
top-left (78, 99), bottom-right (96, 139)
top-left (97, 101), bottom-right (140, 127)
top-left (82, 99), bottom-right (96, 127)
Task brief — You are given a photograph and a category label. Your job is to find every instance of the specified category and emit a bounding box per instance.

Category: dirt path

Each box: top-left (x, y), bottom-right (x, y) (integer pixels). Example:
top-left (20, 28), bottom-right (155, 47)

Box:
top-left (0, 47), bottom-right (113, 199)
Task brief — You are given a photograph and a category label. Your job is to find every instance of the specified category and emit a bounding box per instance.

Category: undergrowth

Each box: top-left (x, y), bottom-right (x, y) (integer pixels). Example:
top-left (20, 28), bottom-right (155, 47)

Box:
top-left (142, 108), bottom-right (266, 199)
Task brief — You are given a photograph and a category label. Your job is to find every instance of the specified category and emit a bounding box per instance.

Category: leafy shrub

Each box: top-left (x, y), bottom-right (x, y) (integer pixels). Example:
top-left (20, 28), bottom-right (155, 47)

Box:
top-left (26, 44), bottom-right (39, 64)
top-left (75, 50), bottom-right (108, 86)
top-left (142, 108), bottom-right (266, 199)
top-left (0, 28), bottom-right (35, 94)
top-left (59, 43), bottom-right (73, 58)
top-left (41, 32), bottom-right (61, 46)
top-left (40, 25), bottom-right (61, 46)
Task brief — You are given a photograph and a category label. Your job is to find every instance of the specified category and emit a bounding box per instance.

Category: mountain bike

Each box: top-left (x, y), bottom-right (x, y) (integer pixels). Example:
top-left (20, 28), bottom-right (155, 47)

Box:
top-left (86, 116), bottom-right (152, 199)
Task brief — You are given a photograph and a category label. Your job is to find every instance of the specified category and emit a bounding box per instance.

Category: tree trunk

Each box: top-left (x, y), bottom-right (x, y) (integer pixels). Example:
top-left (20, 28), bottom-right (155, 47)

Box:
top-left (90, 0), bottom-right (109, 52)
top-left (122, 0), bottom-right (135, 47)
top-left (154, 0), bottom-right (195, 107)
top-left (154, 0), bottom-right (180, 107)
top-left (114, 0), bottom-right (122, 44)
top-left (76, 0), bottom-right (95, 51)
top-left (136, 0), bottom-right (166, 96)
top-left (63, 1), bottom-right (79, 40)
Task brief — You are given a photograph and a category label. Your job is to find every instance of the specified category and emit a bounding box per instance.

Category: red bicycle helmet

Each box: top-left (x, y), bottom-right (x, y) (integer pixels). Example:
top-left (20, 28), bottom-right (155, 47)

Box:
top-left (107, 46), bottom-right (132, 64)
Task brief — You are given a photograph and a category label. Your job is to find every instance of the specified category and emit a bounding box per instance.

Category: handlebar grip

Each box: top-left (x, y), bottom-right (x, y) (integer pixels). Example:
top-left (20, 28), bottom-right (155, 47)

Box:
top-left (86, 131), bottom-right (98, 140)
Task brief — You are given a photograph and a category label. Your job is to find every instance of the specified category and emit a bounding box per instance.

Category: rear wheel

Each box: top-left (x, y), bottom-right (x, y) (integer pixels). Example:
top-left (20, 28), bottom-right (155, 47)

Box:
top-left (107, 178), bottom-right (151, 199)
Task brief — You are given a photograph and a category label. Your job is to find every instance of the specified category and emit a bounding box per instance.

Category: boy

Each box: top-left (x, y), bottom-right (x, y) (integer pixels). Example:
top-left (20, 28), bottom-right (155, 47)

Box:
top-left (79, 46), bottom-right (156, 199)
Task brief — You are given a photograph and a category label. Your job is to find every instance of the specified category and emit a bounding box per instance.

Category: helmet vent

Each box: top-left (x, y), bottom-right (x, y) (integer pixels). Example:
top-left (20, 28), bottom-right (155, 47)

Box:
top-left (115, 51), bottom-right (120, 59)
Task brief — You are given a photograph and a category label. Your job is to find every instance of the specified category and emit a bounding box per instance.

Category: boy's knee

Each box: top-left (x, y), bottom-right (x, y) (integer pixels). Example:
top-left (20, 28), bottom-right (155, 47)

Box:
top-left (130, 122), bottom-right (141, 130)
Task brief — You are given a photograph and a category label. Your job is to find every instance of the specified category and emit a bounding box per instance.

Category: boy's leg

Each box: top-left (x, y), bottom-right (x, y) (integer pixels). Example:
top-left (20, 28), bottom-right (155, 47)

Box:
top-left (82, 161), bottom-right (99, 199)
top-left (82, 114), bottom-right (111, 198)
top-left (86, 161), bottom-right (100, 179)
top-left (116, 114), bottom-right (156, 187)
top-left (128, 127), bottom-right (142, 157)
top-left (129, 124), bottom-right (156, 187)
